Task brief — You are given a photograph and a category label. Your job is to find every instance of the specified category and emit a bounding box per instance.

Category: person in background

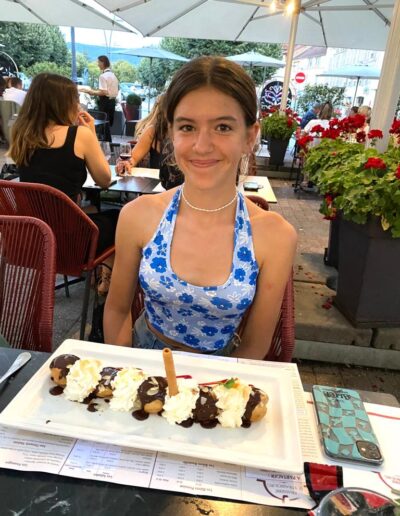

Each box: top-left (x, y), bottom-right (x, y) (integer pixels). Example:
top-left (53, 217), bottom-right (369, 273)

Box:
top-left (116, 94), bottom-right (184, 190)
top-left (104, 56), bottom-right (297, 359)
top-left (8, 73), bottom-right (119, 295)
top-left (303, 101), bottom-right (333, 142)
top-left (3, 77), bottom-right (26, 106)
top-left (79, 55), bottom-right (119, 142)
top-left (300, 103), bottom-right (321, 129)
top-left (349, 106), bottom-right (359, 117)
top-left (358, 105), bottom-right (372, 131)
top-left (0, 76), bottom-right (6, 97)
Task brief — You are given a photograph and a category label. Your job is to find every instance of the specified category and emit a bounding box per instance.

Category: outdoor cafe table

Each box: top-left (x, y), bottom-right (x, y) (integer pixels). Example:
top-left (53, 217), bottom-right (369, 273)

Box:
top-left (0, 347), bottom-right (398, 515)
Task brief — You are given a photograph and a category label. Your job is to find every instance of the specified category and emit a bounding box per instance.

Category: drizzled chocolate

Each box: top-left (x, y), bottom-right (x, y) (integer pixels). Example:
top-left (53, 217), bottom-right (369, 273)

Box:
top-left (241, 388), bottom-right (262, 428)
top-left (132, 409), bottom-right (149, 421)
top-left (95, 367), bottom-right (122, 395)
top-left (137, 376), bottom-right (168, 407)
top-left (49, 385), bottom-right (64, 396)
top-left (193, 387), bottom-right (219, 429)
top-left (49, 354), bottom-right (79, 379)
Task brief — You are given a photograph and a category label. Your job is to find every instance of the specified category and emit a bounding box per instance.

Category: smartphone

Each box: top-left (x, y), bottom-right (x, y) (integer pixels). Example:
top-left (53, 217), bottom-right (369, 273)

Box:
top-left (312, 385), bottom-right (383, 465)
top-left (243, 181), bottom-right (260, 191)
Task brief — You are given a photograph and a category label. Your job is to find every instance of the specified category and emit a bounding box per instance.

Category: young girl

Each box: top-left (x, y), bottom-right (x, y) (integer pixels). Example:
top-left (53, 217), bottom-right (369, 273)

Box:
top-left (104, 57), bottom-right (297, 359)
top-left (9, 73), bottom-right (119, 294)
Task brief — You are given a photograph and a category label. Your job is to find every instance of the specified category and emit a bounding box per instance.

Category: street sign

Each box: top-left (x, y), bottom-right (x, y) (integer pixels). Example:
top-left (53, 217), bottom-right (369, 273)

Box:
top-left (295, 72), bottom-right (306, 84)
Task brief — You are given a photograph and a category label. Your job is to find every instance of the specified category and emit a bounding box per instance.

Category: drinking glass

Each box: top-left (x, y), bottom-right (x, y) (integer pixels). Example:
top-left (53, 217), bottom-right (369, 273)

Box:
top-left (119, 143), bottom-right (132, 162)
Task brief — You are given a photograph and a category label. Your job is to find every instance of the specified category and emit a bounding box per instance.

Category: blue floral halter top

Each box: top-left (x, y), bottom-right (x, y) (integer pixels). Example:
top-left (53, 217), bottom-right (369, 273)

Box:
top-left (138, 187), bottom-right (259, 352)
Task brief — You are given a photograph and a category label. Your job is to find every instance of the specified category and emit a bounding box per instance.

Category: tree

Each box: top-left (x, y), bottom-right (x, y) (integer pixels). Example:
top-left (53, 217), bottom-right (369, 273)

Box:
top-left (113, 60), bottom-right (137, 83)
top-left (0, 22), bottom-right (69, 68)
top-left (162, 38), bottom-right (283, 85)
top-left (297, 84), bottom-right (346, 114)
top-left (137, 58), bottom-right (177, 93)
top-left (23, 61), bottom-right (71, 78)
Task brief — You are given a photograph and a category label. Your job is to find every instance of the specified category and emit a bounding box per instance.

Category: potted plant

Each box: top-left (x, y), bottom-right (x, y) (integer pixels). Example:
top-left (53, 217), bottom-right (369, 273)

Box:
top-left (125, 92), bottom-right (142, 121)
top-left (260, 106), bottom-right (299, 167)
top-left (300, 116), bottom-right (400, 326)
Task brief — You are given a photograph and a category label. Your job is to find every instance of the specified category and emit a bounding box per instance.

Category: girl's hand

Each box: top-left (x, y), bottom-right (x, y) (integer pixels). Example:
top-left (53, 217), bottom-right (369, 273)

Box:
top-left (116, 159), bottom-right (133, 176)
top-left (78, 111), bottom-right (95, 133)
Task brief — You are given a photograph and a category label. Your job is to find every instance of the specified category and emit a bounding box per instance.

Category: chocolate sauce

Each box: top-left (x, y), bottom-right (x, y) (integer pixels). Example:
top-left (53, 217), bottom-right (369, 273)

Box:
top-left (178, 418), bottom-right (194, 428)
top-left (132, 409), bottom-right (149, 421)
top-left (87, 403), bottom-right (98, 413)
top-left (137, 376), bottom-right (167, 407)
top-left (82, 392), bottom-right (97, 404)
top-left (241, 388), bottom-right (262, 428)
top-left (49, 385), bottom-right (64, 396)
top-left (193, 387), bottom-right (219, 428)
top-left (95, 367), bottom-right (121, 395)
top-left (49, 354), bottom-right (79, 379)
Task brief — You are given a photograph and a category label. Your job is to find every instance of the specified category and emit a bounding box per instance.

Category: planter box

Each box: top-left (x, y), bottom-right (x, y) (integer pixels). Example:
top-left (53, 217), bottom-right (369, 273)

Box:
top-left (335, 217), bottom-right (400, 327)
top-left (267, 138), bottom-right (289, 167)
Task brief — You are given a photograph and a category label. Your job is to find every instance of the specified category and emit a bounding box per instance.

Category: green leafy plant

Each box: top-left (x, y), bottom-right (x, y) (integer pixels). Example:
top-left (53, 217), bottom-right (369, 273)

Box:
top-left (260, 106), bottom-right (299, 140)
top-left (126, 92), bottom-right (142, 106)
top-left (301, 117), bottom-right (400, 237)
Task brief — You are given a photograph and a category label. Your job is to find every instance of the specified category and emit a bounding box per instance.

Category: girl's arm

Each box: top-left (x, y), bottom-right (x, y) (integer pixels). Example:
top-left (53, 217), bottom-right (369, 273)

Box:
top-left (76, 114), bottom-right (111, 188)
top-left (103, 199), bottom-right (145, 346)
top-left (233, 211), bottom-right (297, 360)
top-left (116, 125), bottom-right (155, 175)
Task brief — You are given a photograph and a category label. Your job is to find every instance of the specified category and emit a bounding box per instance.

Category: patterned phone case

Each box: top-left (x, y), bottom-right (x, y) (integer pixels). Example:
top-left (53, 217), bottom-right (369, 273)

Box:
top-left (312, 385), bottom-right (383, 464)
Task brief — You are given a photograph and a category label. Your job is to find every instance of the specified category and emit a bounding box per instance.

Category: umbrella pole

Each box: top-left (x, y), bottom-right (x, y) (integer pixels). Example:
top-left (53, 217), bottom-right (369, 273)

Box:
top-left (280, 0), bottom-right (300, 111)
top-left (352, 77), bottom-right (360, 107)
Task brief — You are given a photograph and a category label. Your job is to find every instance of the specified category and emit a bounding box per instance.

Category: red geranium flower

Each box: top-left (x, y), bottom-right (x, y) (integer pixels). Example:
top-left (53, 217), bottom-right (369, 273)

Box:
top-left (297, 135), bottom-right (314, 148)
top-left (287, 119), bottom-right (293, 127)
top-left (310, 124), bottom-right (325, 133)
top-left (389, 119), bottom-right (400, 134)
top-left (351, 113), bottom-right (367, 129)
top-left (329, 118), bottom-right (340, 129)
top-left (324, 194), bottom-right (334, 204)
top-left (364, 157), bottom-right (386, 170)
top-left (321, 128), bottom-right (341, 140)
top-left (395, 166), bottom-right (400, 180)
top-left (356, 131), bottom-right (366, 143)
top-left (367, 129), bottom-right (383, 139)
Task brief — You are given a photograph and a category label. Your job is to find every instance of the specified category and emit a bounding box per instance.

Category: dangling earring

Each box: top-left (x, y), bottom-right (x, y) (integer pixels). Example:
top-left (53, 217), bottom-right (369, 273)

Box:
top-left (240, 153), bottom-right (250, 176)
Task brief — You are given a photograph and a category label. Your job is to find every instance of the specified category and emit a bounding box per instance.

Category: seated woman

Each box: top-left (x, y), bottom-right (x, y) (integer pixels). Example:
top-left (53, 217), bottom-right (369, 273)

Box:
top-left (8, 73), bottom-right (119, 295)
top-left (104, 56), bottom-right (297, 359)
top-left (117, 94), bottom-right (183, 190)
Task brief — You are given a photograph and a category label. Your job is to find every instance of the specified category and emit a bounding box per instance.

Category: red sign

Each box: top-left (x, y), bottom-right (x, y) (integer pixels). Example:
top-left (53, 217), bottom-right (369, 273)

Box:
top-left (295, 72), bottom-right (306, 84)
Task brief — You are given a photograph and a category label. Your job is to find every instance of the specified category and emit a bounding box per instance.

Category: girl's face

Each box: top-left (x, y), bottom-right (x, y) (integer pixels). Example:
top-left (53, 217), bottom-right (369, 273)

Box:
top-left (171, 86), bottom-right (258, 190)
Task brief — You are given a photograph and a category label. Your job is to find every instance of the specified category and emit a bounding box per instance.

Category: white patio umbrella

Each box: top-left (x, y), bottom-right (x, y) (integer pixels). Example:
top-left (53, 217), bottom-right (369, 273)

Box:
top-left (226, 51), bottom-right (285, 68)
top-left (98, 0), bottom-right (400, 148)
top-left (318, 65), bottom-right (381, 106)
top-left (0, 0), bottom-right (134, 31)
top-left (113, 46), bottom-right (189, 110)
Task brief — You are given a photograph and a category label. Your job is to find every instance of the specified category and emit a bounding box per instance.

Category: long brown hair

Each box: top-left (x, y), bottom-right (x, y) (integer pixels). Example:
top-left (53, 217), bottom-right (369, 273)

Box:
top-left (9, 73), bottom-right (79, 166)
top-left (164, 56), bottom-right (258, 127)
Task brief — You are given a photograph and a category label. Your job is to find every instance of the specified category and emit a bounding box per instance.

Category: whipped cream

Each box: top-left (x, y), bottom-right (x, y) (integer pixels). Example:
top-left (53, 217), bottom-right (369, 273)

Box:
top-left (109, 367), bottom-right (146, 412)
top-left (64, 359), bottom-right (102, 403)
top-left (214, 379), bottom-right (251, 428)
top-left (162, 378), bottom-right (199, 425)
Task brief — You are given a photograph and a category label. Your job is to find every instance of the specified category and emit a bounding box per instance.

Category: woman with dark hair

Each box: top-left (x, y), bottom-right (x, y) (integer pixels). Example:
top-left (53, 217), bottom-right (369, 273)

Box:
top-left (104, 57), bottom-right (297, 359)
top-left (9, 72), bottom-right (119, 294)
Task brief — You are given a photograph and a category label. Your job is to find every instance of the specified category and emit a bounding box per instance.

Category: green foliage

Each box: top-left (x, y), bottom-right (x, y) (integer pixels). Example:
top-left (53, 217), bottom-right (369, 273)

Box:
top-left (0, 22), bottom-right (68, 68)
top-left (162, 38), bottom-right (282, 86)
top-left (126, 92), bottom-right (142, 106)
top-left (304, 139), bottom-right (400, 237)
top-left (74, 52), bottom-right (89, 77)
top-left (261, 110), bottom-right (298, 140)
top-left (137, 58), bottom-right (178, 93)
top-left (113, 60), bottom-right (137, 83)
top-left (297, 84), bottom-right (345, 114)
top-left (23, 61), bottom-right (71, 78)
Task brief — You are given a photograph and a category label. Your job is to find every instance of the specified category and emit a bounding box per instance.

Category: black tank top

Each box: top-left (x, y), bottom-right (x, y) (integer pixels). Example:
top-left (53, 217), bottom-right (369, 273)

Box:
top-left (18, 126), bottom-right (87, 201)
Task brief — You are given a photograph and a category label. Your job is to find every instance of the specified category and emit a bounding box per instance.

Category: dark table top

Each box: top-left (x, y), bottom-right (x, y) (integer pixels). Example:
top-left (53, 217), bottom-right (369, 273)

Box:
top-left (0, 348), bottom-right (398, 516)
top-left (83, 175), bottom-right (160, 195)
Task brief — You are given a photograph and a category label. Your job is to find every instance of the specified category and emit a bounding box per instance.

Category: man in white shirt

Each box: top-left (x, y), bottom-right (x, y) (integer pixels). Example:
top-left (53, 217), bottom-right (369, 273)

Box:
top-left (79, 55), bottom-right (119, 142)
top-left (3, 77), bottom-right (27, 106)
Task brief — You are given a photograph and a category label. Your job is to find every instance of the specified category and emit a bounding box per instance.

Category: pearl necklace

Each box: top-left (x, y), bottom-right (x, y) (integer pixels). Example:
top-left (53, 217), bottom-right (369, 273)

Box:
top-left (181, 188), bottom-right (238, 213)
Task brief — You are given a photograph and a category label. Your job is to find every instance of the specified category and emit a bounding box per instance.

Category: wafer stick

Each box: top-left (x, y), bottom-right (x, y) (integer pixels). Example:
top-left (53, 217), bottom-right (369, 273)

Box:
top-left (162, 348), bottom-right (179, 396)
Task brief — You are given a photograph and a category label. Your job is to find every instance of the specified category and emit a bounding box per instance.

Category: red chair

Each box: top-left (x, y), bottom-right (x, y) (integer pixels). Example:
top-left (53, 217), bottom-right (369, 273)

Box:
top-left (246, 194), bottom-right (269, 211)
top-left (0, 180), bottom-right (115, 340)
top-left (0, 215), bottom-right (56, 351)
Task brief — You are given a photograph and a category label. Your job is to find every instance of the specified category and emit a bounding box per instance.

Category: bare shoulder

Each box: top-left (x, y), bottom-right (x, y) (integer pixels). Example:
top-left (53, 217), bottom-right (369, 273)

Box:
top-left (119, 188), bottom-right (177, 246)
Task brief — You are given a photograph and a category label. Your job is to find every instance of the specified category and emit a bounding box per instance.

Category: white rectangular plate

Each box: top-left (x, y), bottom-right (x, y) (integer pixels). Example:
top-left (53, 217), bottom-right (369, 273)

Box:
top-left (0, 340), bottom-right (303, 473)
